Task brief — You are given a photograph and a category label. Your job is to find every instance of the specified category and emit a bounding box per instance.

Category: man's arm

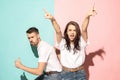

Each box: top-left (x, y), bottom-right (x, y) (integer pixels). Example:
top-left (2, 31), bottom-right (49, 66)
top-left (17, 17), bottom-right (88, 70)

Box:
top-left (15, 58), bottom-right (46, 75)
top-left (81, 6), bottom-right (97, 42)
top-left (44, 9), bottom-right (62, 43)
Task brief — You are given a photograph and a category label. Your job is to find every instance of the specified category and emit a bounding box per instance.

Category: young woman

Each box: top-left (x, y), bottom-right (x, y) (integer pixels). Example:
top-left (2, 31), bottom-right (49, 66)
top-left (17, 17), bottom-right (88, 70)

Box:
top-left (45, 6), bottom-right (97, 80)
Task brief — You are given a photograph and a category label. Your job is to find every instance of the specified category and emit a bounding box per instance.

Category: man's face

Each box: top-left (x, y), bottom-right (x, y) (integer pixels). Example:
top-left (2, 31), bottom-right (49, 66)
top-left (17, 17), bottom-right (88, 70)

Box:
top-left (67, 24), bottom-right (76, 42)
top-left (27, 32), bottom-right (40, 46)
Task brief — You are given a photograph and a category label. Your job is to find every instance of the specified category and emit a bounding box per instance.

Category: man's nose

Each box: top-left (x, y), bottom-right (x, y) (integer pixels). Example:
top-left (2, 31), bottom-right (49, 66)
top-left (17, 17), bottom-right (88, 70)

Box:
top-left (29, 39), bottom-right (32, 42)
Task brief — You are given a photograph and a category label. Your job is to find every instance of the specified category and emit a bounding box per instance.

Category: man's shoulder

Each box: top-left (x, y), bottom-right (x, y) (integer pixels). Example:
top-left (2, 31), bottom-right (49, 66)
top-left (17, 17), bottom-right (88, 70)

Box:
top-left (40, 41), bottom-right (52, 48)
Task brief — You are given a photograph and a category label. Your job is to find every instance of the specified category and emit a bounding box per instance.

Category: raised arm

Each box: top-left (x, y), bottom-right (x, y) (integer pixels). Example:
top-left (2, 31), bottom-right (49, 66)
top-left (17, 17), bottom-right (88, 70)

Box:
top-left (15, 58), bottom-right (46, 75)
top-left (81, 6), bottom-right (97, 42)
top-left (44, 9), bottom-right (62, 43)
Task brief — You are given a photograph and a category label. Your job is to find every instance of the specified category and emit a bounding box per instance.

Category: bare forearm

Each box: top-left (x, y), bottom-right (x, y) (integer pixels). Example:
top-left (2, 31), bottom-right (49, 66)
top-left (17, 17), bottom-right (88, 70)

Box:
top-left (81, 15), bottom-right (91, 41)
top-left (82, 15), bottom-right (90, 32)
top-left (82, 6), bottom-right (97, 32)
top-left (20, 65), bottom-right (42, 75)
top-left (51, 17), bottom-right (62, 43)
top-left (51, 18), bottom-right (61, 34)
top-left (44, 10), bottom-right (62, 42)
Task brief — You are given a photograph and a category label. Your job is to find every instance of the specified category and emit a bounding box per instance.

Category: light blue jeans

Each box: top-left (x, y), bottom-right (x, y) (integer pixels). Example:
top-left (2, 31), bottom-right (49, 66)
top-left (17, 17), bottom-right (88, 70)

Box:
top-left (60, 69), bottom-right (87, 80)
top-left (43, 72), bottom-right (61, 80)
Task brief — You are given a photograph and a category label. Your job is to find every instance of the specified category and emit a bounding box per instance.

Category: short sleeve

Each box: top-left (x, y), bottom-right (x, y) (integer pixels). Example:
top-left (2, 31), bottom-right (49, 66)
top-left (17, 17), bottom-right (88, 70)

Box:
top-left (38, 47), bottom-right (51, 62)
top-left (55, 38), bottom-right (66, 50)
top-left (80, 36), bottom-right (89, 47)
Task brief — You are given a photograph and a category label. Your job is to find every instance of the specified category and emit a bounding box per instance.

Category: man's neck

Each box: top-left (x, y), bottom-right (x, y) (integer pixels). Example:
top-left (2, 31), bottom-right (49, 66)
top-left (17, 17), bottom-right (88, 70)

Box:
top-left (37, 39), bottom-right (41, 47)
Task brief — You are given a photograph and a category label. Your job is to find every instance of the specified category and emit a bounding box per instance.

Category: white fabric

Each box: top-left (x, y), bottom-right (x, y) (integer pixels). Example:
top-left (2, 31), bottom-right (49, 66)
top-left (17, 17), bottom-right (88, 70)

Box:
top-left (37, 41), bottom-right (62, 72)
top-left (56, 37), bottom-right (87, 68)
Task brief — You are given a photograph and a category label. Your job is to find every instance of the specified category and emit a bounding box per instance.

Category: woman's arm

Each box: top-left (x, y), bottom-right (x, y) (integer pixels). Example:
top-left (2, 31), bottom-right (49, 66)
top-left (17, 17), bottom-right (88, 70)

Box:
top-left (81, 6), bottom-right (97, 42)
top-left (44, 10), bottom-right (62, 43)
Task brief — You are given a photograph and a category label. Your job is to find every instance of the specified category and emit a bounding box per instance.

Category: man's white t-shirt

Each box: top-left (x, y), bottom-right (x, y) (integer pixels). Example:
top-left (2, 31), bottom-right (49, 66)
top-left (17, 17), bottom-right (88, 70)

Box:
top-left (37, 41), bottom-right (62, 72)
top-left (56, 37), bottom-right (87, 68)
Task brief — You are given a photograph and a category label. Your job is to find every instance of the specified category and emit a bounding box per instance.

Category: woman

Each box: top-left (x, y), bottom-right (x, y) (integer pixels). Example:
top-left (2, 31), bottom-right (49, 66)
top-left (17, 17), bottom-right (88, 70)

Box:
top-left (44, 6), bottom-right (96, 80)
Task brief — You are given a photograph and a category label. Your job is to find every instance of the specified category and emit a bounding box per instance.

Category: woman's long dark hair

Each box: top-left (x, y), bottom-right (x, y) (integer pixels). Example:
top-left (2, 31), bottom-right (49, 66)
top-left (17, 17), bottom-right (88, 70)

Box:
top-left (64, 21), bottom-right (81, 54)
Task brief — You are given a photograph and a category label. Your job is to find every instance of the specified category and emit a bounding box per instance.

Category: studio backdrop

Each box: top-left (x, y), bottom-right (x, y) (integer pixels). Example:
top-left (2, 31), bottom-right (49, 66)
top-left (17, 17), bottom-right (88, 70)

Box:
top-left (0, 0), bottom-right (120, 80)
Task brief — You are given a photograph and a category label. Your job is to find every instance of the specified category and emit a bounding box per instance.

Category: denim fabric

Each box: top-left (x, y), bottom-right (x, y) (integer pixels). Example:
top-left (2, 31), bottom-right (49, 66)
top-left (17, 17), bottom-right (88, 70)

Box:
top-left (43, 72), bottom-right (61, 80)
top-left (61, 69), bottom-right (87, 80)
top-left (34, 74), bottom-right (44, 80)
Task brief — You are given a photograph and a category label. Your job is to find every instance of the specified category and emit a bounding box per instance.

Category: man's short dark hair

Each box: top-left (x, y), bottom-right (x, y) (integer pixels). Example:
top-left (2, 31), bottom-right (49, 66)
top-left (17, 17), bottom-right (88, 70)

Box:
top-left (26, 27), bottom-right (39, 34)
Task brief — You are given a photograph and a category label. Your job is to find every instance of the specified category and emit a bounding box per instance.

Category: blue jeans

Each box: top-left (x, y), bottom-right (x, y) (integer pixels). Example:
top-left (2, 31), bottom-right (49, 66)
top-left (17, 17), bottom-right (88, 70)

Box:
top-left (61, 69), bottom-right (87, 80)
top-left (43, 72), bottom-right (61, 80)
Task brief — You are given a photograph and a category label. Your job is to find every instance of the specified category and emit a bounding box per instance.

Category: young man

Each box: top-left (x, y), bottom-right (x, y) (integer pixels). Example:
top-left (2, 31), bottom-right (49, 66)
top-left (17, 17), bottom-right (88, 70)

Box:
top-left (15, 27), bottom-right (62, 80)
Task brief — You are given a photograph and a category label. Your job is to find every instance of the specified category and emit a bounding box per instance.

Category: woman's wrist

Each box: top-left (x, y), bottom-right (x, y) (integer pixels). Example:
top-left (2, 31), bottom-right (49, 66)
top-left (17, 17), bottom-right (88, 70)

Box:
top-left (51, 17), bottom-right (56, 21)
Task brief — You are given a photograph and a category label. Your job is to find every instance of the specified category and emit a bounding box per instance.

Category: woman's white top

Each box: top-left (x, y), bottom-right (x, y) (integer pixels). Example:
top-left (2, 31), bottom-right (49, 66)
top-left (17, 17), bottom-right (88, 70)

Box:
top-left (56, 37), bottom-right (87, 68)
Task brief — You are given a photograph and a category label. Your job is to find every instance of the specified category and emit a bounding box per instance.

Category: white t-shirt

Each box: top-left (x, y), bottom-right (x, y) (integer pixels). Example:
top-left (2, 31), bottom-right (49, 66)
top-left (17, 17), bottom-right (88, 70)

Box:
top-left (37, 41), bottom-right (62, 72)
top-left (56, 37), bottom-right (87, 68)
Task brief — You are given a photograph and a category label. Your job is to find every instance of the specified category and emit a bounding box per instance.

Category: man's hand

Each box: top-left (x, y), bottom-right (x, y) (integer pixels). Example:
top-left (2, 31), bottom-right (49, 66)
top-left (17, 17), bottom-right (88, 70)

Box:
top-left (15, 58), bottom-right (22, 69)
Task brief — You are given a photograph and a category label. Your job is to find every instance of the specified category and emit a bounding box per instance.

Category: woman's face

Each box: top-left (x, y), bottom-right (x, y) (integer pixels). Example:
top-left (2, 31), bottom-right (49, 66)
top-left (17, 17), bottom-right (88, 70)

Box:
top-left (67, 24), bottom-right (76, 42)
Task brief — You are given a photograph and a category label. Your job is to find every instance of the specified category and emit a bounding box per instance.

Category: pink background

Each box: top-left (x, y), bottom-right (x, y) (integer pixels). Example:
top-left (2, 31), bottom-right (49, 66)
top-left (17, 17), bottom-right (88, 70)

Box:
top-left (54, 0), bottom-right (120, 80)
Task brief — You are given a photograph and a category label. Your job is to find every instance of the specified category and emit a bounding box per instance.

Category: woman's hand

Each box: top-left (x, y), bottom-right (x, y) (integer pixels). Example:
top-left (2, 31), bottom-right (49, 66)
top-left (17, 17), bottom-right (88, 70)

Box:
top-left (44, 9), bottom-right (54, 20)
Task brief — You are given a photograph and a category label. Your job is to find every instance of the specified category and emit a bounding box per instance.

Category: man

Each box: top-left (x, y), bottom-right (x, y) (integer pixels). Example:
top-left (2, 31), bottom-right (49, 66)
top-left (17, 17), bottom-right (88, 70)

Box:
top-left (15, 27), bottom-right (62, 80)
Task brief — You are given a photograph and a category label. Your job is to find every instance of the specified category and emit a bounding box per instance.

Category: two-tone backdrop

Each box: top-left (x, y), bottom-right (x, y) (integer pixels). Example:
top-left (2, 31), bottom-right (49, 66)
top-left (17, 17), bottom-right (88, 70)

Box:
top-left (0, 0), bottom-right (120, 80)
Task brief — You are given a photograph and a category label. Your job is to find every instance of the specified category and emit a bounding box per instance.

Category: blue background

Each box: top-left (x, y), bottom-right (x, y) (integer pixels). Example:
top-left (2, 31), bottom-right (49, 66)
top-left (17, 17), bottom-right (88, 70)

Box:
top-left (0, 0), bottom-right (54, 80)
